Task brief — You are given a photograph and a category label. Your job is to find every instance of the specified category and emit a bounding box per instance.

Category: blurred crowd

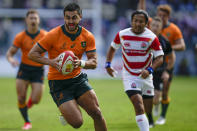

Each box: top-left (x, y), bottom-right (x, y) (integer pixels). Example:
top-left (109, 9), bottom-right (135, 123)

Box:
top-left (0, 0), bottom-right (196, 75)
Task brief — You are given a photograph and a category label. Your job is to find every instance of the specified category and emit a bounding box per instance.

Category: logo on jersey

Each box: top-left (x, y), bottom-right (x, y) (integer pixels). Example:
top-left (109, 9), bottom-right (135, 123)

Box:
top-left (166, 32), bottom-right (171, 37)
top-left (60, 42), bottom-right (66, 49)
top-left (125, 49), bottom-right (130, 53)
top-left (70, 43), bottom-right (76, 48)
top-left (141, 42), bottom-right (147, 48)
top-left (124, 42), bottom-right (130, 47)
top-left (131, 83), bottom-right (136, 88)
top-left (81, 41), bottom-right (86, 48)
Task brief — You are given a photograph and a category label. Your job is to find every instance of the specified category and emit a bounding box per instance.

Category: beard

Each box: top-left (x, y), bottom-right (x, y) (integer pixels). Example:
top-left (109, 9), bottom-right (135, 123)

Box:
top-left (31, 23), bottom-right (36, 27)
top-left (66, 23), bottom-right (78, 32)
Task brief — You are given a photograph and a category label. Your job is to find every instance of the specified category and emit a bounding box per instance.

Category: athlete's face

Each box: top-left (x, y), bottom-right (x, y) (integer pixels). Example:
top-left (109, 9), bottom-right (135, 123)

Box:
top-left (64, 11), bottom-right (81, 32)
top-left (131, 14), bottom-right (147, 34)
top-left (150, 20), bottom-right (162, 36)
top-left (157, 10), bottom-right (169, 26)
top-left (26, 13), bottom-right (40, 29)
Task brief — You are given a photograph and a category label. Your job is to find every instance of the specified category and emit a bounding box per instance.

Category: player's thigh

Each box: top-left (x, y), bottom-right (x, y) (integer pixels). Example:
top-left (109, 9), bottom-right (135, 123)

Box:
top-left (77, 90), bottom-right (101, 116)
top-left (59, 100), bottom-right (83, 125)
top-left (16, 79), bottom-right (29, 102)
top-left (130, 94), bottom-right (145, 115)
top-left (30, 82), bottom-right (44, 103)
top-left (123, 77), bottom-right (145, 114)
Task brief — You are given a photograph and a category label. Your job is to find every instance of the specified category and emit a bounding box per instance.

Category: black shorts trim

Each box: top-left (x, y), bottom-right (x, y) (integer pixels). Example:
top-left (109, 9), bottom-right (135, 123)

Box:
top-left (142, 95), bottom-right (154, 99)
top-left (126, 90), bottom-right (142, 98)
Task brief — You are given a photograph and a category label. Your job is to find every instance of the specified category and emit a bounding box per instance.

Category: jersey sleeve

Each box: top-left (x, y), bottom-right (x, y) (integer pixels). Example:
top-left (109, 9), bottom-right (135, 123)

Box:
top-left (37, 31), bottom-right (56, 51)
top-left (13, 34), bottom-right (22, 48)
top-left (150, 37), bottom-right (164, 58)
top-left (85, 33), bottom-right (96, 52)
top-left (111, 32), bottom-right (121, 49)
top-left (173, 25), bottom-right (183, 41)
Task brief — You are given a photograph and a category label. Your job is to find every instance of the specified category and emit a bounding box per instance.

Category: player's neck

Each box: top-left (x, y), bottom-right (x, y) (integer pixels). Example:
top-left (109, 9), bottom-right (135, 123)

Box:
top-left (131, 29), bottom-right (145, 35)
top-left (163, 21), bottom-right (170, 29)
top-left (27, 27), bottom-right (39, 34)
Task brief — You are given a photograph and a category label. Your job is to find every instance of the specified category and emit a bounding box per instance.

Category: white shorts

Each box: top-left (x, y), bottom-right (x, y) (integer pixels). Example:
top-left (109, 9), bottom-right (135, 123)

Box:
top-left (122, 69), bottom-right (154, 96)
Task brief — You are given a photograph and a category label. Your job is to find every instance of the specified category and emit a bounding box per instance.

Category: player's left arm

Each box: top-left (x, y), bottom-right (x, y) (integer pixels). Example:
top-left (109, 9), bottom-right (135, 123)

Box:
top-left (152, 55), bottom-right (163, 70)
top-left (141, 37), bottom-right (164, 79)
top-left (73, 32), bottom-right (97, 69)
top-left (172, 26), bottom-right (186, 51)
top-left (172, 38), bottom-right (186, 51)
top-left (73, 51), bottom-right (97, 69)
top-left (84, 51), bottom-right (97, 69)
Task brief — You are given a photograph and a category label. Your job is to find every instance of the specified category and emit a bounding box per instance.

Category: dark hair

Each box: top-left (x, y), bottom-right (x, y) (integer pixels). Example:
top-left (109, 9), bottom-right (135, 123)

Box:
top-left (26, 9), bottom-right (39, 17)
top-left (131, 10), bottom-right (149, 24)
top-left (63, 3), bottom-right (82, 16)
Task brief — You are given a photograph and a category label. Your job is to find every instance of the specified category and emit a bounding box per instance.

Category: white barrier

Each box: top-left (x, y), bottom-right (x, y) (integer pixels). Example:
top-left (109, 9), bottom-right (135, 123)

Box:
top-left (0, 56), bottom-right (123, 79)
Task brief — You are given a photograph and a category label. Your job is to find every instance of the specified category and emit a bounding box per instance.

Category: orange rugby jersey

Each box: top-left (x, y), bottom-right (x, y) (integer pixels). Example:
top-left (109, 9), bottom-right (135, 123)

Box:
top-left (38, 25), bottom-right (96, 80)
top-left (13, 29), bottom-right (47, 67)
top-left (161, 22), bottom-right (183, 46)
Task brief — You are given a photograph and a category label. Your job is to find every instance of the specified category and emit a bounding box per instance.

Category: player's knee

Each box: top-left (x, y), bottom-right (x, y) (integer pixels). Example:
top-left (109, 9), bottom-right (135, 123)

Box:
top-left (31, 98), bottom-right (40, 104)
top-left (18, 96), bottom-right (26, 104)
top-left (153, 97), bottom-right (159, 105)
top-left (88, 108), bottom-right (103, 120)
top-left (135, 104), bottom-right (145, 115)
top-left (70, 120), bottom-right (83, 129)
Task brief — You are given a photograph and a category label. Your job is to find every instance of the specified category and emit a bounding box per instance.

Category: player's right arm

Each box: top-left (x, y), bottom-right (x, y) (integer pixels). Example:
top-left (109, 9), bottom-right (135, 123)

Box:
top-left (105, 46), bottom-right (117, 77)
top-left (28, 44), bottom-right (60, 70)
top-left (138, 0), bottom-right (146, 10)
top-left (6, 46), bottom-right (19, 67)
top-left (105, 32), bottom-right (120, 77)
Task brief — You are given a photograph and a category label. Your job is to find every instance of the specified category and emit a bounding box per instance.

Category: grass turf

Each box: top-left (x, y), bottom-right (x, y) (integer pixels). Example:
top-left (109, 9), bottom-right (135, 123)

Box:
top-left (0, 76), bottom-right (196, 131)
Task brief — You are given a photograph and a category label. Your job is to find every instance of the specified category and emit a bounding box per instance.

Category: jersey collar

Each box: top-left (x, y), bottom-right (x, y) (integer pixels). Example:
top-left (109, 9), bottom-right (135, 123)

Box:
top-left (61, 25), bottom-right (82, 41)
top-left (25, 30), bottom-right (40, 39)
top-left (163, 21), bottom-right (170, 29)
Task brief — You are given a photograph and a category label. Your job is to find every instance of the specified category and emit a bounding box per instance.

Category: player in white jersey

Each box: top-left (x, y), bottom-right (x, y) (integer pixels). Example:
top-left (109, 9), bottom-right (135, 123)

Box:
top-left (105, 10), bottom-right (164, 131)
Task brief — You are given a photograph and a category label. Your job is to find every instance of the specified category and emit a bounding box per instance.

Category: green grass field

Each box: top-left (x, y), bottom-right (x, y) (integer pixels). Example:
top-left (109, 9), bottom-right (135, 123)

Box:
top-left (0, 76), bottom-right (197, 131)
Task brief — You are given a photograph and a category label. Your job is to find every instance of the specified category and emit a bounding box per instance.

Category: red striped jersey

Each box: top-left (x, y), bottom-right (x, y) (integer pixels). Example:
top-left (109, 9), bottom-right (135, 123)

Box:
top-left (111, 27), bottom-right (164, 76)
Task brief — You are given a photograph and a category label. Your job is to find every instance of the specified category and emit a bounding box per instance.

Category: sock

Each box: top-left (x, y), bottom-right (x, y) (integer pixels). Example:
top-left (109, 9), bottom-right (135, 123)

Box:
top-left (27, 98), bottom-right (33, 108)
top-left (18, 103), bottom-right (30, 123)
top-left (147, 113), bottom-right (154, 125)
top-left (161, 103), bottom-right (169, 118)
top-left (136, 114), bottom-right (149, 131)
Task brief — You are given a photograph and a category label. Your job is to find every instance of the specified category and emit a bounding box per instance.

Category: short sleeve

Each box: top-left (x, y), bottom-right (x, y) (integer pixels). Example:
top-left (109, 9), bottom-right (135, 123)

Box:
top-left (111, 32), bottom-right (121, 49)
top-left (38, 31), bottom-right (56, 51)
top-left (173, 25), bottom-right (183, 41)
top-left (85, 33), bottom-right (96, 52)
top-left (150, 37), bottom-right (164, 58)
top-left (13, 34), bottom-right (22, 48)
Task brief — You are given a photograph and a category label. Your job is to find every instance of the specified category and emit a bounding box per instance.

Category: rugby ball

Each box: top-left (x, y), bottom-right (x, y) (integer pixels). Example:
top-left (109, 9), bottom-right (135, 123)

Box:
top-left (58, 51), bottom-right (75, 75)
